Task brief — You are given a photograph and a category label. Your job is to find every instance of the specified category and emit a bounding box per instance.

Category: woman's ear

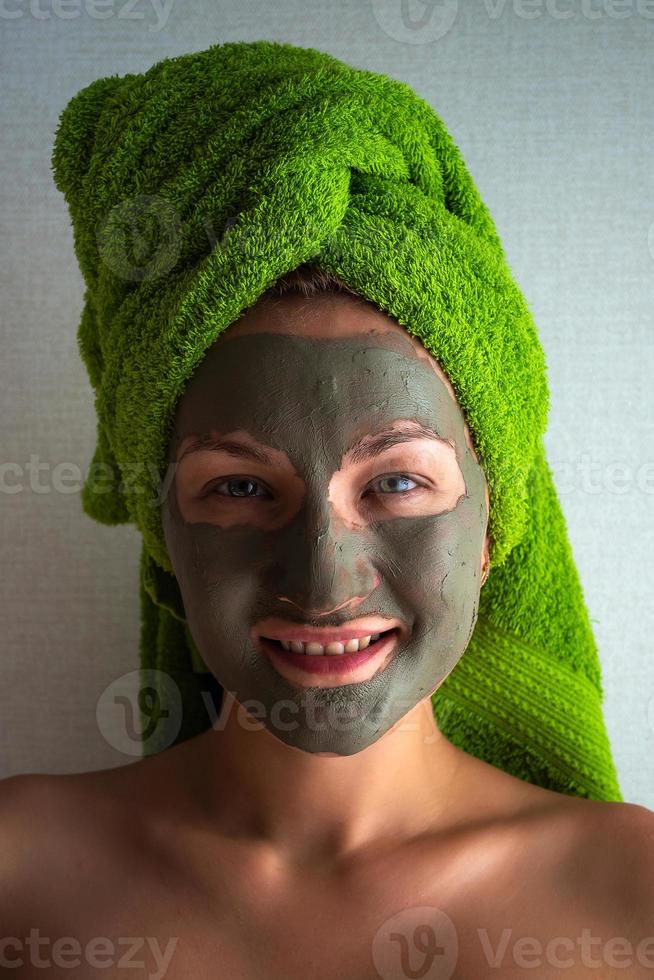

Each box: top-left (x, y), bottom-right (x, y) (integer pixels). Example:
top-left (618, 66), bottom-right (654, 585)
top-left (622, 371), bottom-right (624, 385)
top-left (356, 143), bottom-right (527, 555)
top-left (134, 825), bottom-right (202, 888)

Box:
top-left (480, 531), bottom-right (490, 587)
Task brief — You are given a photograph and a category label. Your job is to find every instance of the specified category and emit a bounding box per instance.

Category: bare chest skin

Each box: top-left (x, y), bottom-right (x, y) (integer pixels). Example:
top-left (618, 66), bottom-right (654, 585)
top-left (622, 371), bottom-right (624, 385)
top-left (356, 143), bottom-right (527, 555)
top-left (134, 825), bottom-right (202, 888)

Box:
top-left (2, 753), bottom-right (646, 980)
top-left (118, 809), bottom-right (624, 980)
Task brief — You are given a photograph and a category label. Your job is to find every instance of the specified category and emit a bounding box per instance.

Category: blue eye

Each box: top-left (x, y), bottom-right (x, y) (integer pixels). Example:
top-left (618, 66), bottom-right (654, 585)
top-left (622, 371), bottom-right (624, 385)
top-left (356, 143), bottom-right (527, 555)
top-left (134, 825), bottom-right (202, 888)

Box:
top-left (369, 474), bottom-right (421, 495)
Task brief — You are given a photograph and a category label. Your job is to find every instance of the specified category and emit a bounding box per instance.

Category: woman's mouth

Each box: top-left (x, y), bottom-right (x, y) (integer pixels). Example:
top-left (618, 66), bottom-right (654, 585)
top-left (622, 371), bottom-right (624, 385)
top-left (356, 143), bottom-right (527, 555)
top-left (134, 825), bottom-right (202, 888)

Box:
top-left (257, 627), bottom-right (401, 687)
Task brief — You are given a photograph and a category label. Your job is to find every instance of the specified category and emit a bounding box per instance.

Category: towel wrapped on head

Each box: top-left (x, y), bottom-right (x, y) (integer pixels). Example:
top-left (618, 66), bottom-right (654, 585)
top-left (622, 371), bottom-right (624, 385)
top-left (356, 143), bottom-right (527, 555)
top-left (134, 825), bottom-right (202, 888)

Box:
top-left (51, 39), bottom-right (622, 800)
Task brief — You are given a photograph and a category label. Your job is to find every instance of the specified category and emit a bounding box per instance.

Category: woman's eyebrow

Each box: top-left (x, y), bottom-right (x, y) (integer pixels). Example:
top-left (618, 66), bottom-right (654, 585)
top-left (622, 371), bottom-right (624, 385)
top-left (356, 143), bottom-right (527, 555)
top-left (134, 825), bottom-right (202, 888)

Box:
top-left (177, 437), bottom-right (273, 465)
top-left (345, 424), bottom-right (448, 465)
top-left (177, 423), bottom-right (448, 466)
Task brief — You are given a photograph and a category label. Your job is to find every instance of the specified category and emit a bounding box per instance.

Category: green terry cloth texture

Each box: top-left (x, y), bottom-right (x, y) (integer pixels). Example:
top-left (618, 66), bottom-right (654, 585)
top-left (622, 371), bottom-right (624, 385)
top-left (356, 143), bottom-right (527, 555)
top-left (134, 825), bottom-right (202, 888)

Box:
top-left (51, 39), bottom-right (622, 801)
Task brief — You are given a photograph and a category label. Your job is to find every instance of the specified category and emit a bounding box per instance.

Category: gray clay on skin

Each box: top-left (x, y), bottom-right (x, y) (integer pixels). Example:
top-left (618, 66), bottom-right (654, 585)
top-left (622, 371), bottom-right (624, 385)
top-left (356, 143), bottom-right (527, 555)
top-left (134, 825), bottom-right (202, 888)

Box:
top-left (161, 329), bottom-right (489, 755)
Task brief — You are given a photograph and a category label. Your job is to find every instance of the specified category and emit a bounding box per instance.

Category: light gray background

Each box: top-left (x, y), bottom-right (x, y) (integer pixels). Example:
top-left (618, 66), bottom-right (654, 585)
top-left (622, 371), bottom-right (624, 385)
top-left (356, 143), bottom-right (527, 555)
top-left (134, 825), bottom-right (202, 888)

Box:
top-left (1, 0), bottom-right (652, 806)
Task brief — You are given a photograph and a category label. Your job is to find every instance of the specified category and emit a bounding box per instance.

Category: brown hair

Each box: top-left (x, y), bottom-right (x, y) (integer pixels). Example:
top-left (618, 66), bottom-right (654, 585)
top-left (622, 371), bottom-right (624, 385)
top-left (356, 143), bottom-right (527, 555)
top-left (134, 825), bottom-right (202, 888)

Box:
top-left (261, 262), bottom-right (365, 300)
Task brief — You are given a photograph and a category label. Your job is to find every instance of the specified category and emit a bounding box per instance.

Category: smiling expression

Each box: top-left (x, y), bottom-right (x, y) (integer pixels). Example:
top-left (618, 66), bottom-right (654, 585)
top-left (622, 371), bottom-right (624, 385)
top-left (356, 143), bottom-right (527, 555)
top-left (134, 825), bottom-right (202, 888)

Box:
top-left (161, 295), bottom-right (490, 755)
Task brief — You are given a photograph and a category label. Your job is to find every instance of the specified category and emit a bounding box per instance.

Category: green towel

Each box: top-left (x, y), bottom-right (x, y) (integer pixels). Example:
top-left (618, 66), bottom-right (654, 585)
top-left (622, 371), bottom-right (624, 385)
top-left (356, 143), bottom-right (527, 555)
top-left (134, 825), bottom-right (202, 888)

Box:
top-left (51, 39), bottom-right (622, 800)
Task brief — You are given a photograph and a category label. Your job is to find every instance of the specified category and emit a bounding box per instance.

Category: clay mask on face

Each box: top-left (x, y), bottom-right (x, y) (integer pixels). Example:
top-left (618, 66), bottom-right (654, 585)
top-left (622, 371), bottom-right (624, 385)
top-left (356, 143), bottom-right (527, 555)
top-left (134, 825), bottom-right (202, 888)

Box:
top-left (161, 327), bottom-right (489, 755)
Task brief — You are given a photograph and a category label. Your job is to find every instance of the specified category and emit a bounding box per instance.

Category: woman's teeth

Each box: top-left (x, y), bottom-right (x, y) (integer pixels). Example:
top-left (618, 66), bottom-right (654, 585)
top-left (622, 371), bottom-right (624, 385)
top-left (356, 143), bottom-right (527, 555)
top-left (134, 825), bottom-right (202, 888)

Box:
top-left (274, 632), bottom-right (383, 656)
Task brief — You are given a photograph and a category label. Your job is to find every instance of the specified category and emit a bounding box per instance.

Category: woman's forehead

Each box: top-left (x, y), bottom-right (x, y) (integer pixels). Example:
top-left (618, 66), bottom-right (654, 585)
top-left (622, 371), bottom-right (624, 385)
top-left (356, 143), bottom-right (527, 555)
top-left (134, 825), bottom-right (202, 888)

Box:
top-left (178, 292), bottom-right (480, 465)
top-left (229, 293), bottom-right (478, 457)
top-left (222, 291), bottom-right (461, 405)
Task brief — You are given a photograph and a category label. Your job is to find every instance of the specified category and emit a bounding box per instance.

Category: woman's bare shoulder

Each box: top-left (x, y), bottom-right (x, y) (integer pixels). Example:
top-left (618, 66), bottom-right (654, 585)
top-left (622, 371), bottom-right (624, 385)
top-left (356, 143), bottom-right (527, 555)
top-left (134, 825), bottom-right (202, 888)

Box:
top-left (0, 760), bottom-right (164, 846)
top-left (463, 772), bottom-right (654, 977)
top-left (468, 761), bottom-right (654, 923)
top-left (579, 796), bottom-right (654, 891)
top-left (551, 795), bottom-right (654, 952)
top-left (0, 774), bottom-right (78, 930)
top-left (0, 769), bottom-right (114, 855)
top-left (0, 767), bottom-right (155, 931)
top-left (563, 794), bottom-right (654, 866)
top-left (0, 745), bottom-right (194, 875)
top-left (0, 771), bottom-right (77, 850)
top-left (520, 784), bottom-right (654, 883)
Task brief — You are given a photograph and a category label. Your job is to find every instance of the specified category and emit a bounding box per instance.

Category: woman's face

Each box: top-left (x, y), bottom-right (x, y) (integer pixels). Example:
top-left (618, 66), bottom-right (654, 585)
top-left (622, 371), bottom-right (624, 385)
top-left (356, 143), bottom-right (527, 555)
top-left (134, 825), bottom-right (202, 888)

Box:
top-left (161, 293), bottom-right (490, 755)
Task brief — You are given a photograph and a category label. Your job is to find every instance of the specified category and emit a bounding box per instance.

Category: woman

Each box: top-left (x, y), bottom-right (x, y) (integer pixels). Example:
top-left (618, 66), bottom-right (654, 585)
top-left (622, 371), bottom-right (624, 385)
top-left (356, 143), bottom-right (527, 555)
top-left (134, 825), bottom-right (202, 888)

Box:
top-left (1, 41), bottom-right (653, 978)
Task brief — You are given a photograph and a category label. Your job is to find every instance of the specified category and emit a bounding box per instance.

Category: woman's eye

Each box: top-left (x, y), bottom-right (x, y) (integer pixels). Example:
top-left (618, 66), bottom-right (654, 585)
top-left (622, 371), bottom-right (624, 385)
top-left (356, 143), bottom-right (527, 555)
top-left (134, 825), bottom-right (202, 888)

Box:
top-left (366, 474), bottom-right (423, 496)
top-left (204, 473), bottom-right (426, 501)
top-left (208, 477), bottom-right (270, 498)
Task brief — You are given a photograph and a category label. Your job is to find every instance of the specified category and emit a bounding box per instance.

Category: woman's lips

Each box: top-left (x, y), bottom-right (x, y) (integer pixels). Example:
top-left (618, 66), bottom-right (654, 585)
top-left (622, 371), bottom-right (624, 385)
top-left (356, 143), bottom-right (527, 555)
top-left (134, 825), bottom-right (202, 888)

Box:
top-left (257, 628), bottom-right (400, 687)
top-left (253, 620), bottom-right (401, 645)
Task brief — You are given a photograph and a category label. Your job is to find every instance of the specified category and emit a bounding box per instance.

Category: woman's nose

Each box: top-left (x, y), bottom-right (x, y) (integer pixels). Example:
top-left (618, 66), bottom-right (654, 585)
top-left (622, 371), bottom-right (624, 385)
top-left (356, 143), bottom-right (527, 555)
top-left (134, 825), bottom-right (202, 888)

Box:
top-left (266, 505), bottom-right (379, 617)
